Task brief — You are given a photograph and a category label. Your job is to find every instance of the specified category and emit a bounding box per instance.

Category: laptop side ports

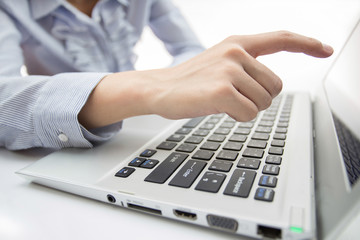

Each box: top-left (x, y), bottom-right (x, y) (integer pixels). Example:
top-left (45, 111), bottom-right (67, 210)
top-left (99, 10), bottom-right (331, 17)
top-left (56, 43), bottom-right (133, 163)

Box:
top-left (173, 209), bottom-right (197, 220)
top-left (257, 225), bottom-right (282, 239)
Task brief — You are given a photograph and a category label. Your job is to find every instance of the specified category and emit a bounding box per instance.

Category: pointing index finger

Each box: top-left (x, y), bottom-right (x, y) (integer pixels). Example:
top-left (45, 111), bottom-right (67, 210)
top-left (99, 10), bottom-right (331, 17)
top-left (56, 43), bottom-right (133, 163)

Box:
top-left (240, 31), bottom-right (334, 58)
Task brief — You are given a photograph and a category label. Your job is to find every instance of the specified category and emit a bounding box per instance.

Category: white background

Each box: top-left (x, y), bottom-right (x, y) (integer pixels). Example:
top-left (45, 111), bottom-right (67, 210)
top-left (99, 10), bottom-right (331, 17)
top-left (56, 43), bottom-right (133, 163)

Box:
top-left (1, 1), bottom-right (360, 240)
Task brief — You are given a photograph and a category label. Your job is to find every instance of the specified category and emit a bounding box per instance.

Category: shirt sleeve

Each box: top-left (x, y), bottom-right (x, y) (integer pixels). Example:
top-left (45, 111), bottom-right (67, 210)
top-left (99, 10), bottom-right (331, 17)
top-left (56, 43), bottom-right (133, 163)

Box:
top-left (148, 0), bottom-right (205, 66)
top-left (0, 9), bottom-right (122, 150)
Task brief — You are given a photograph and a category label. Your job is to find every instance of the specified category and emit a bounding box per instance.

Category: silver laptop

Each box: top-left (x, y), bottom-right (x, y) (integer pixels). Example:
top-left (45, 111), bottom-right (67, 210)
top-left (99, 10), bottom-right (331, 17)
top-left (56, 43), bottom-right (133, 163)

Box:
top-left (17, 19), bottom-right (360, 239)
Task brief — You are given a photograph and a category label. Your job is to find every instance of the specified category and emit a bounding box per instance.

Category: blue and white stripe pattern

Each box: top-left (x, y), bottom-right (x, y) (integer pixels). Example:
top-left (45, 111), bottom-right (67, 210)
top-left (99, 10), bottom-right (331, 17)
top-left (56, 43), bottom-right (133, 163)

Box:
top-left (0, 0), bottom-right (204, 150)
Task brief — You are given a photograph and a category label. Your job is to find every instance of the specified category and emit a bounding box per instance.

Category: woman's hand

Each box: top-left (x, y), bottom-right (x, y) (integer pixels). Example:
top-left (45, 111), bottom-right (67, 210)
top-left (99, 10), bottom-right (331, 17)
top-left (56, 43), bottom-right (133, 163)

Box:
top-left (78, 31), bottom-right (333, 129)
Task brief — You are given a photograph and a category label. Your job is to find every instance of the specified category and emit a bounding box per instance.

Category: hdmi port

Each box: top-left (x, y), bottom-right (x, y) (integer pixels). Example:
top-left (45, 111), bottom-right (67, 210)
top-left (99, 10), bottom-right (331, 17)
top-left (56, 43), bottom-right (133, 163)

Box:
top-left (174, 209), bottom-right (197, 220)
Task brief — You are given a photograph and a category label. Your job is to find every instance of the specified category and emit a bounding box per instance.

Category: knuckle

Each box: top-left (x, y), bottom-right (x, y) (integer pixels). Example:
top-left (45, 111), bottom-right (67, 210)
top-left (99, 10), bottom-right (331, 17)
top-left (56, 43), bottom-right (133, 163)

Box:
top-left (222, 44), bottom-right (247, 60)
top-left (224, 35), bottom-right (239, 44)
top-left (277, 30), bottom-right (294, 40)
top-left (259, 93), bottom-right (272, 110)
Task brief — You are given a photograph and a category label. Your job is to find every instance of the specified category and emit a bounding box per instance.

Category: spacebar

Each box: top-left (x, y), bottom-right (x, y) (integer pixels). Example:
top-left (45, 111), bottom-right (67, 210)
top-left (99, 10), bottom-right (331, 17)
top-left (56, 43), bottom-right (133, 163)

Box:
top-left (144, 152), bottom-right (188, 184)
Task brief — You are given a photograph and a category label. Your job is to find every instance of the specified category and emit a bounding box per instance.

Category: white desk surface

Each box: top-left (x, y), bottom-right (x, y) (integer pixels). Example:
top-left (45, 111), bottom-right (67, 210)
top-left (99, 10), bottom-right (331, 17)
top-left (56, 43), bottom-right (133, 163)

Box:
top-left (1, 1), bottom-right (360, 240)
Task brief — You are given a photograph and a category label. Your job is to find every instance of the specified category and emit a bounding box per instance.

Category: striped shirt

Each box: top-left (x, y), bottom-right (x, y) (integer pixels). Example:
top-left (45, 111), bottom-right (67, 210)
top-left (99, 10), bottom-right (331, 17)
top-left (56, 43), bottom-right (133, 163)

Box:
top-left (0, 0), bottom-right (204, 150)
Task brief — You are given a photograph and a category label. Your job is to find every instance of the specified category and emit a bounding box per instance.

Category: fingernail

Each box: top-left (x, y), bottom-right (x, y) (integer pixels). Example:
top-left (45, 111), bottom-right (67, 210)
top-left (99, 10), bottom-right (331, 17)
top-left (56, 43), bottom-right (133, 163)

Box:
top-left (322, 43), bottom-right (334, 54)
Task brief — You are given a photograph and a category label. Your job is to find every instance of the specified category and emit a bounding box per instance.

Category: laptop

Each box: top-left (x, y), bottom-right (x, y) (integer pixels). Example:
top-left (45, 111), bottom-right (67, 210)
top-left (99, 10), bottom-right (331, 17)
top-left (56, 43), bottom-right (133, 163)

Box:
top-left (16, 19), bottom-right (360, 239)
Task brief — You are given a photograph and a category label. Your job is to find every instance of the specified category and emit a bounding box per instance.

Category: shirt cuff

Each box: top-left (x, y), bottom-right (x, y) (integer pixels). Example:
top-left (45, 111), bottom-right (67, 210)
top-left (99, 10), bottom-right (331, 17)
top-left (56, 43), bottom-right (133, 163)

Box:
top-left (34, 72), bottom-right (120, 149)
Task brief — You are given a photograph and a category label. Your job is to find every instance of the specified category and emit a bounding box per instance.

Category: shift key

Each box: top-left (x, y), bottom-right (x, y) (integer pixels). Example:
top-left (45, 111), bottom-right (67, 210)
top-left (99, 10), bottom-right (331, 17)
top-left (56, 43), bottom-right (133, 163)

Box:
top-left (145, 152), bottom-right (188, 183)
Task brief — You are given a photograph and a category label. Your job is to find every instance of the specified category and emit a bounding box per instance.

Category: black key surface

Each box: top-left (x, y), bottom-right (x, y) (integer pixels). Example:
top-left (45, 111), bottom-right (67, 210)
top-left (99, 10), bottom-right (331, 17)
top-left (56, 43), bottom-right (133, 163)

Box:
top-left (195, 171), bottom-right (226, 193)
top-left (259, 175), bottom-right (278, 187)
top-left (129, 157), bottom-right (146, 167)
top-left (167, 134), bottom-right (185, 142)
top-left (145, 153), bottom-right (188, 183)
top-left (216, 150), bottom-right (239, 161)
top-left (176, 143), bottom-right (197, 153)
top-left (208, 134), bottom-right (226, 142)
top-left (234, 128), bottom-right (251, 135)
top-left (268, 147), bottom-right (284, 155)
top-left (237, 158), bottom-right (261, 170)
top-left (265, 155), bottom-right (282, 165)
top-left (247, 140), bottom-right (267, 149)
top-left (200, 141), bottom-right (221, 151)
top-left (223, 142), bottom-right (243, 151)
top-left (255, 188), bottom-right (275, 202)
top-left (209, 160), bottom-right (233, 172)
top-left (251, 133), bottom-right (270, 141)
top-left (156, 141), bottom-right (177, 150)
top-left (115, 167), bottom-right (135, 178)
top-left (140, 159), bottom-right (159, 169)
top-left (183, 117), bottom-right (206, 128)
top-left (224, 169), bottom-right (256, 198)
top-left (185, 136), bottom-right (204, 144)
top-left (140, 149), bottom-right (157, 158)
top-left (192, 150), bottom-right (214, 161)
top-left (169, 160), bottom-right (206, 188)
top-left (242, 148), bottom-right (264, 158)
top-left (228, 134), bottom-right (247, 142)
top-left (262, 165), bottom-right (280, 175)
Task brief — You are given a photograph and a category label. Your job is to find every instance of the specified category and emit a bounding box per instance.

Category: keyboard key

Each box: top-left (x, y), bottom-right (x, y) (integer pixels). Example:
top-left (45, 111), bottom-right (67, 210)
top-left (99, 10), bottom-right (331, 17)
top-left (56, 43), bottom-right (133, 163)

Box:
top-left (214, 128), bottom-right (231, 135)
top-left (262, 165), bottom-right (280, 175)
top-left (129, 157), bottom-right (146, 167)
top-left (216, 150), bottom-right (239, 161)
top-left (183, 117), bottom-right (206, 128)
top-left (273, 133), bottom-right (286, 140)
top-left (175, 128), bottom-right (192, 135)
top-left (140, 159), bottom-right (159, 169)
top-left (242, 148), bottom-right (264, 158)
top-left (265, 155), bottom-right (282, 165)
top-left (195, 171), bottom-right (226, 193)
top-left (200, 123), bottom-right (215, 130)
top-left (192, 129), bottom-right (210, 137)
top-left (271, 140), bottom-right (285, 147)
top-left (251, 133), bottom-right (270, 141)
top-left (255, 188), bottom-right (275, 202)
top-left (237, 158), bottom-right (261, 170)
top-left (167, 134), bottom-right (185, 142)
top-left (277, 122), bottom-right (289, 128)
top-left (156, 142), bottom-right (177, 150)
top-left (185, 136), bottom-right (203, 144)
top-left (115, 167), bottom-right (135, 178)
top-left (192, 150), bottom-right (214, 161)
top-left (169, 160), bottom-right (207, 188)
top-left (255, 127), bottom-right (272, 133)
top-left (258, 121), bottom-right (274, 127)
top-left (259, 175), bottom-right (278, 187)
top-left (275, 127), bottom-right (288, 134)
top-left (223, 142), bottom-right (243, 151)
top-left (176, 143), bottom-right (197, 153)
top-left (234, 128), bottom-right (251, 135)
top-left (247, 140), bottom-right (267, 149)
top-left (209, 160), bottom-right (233, 172)
top-left (223, 169), bottom-right (256, 198)
top-left (228, 134), bottom-right (247, 142)
top-left (200, 142), bottom-right (221, 151)
top-left (144, 152), bottom-right (188, 183)
top-left (238, 122), bottom-right (254, 128)
top-left (268, 147), bottom-right (284, 155)
top-left (140, 149), bottom-right (157, 158)
top-left (208, 134), bottom-right (226, 142)
top-left (220, 122), bottom-right (235, 128)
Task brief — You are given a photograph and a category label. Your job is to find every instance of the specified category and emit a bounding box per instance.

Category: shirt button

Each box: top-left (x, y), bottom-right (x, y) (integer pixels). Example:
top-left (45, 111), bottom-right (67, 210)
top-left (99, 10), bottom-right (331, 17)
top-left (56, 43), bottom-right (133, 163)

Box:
top-left (58, 133), bottom-right (69, 142)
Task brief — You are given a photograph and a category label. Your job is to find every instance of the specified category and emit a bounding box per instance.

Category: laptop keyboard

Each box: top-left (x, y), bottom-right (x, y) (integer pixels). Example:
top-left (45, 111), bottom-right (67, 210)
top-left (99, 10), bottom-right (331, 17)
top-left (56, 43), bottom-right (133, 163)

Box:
top-left (333, 114), bottom-right (360, 186)
top-left (115, 95), bottom-right (294, 202)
